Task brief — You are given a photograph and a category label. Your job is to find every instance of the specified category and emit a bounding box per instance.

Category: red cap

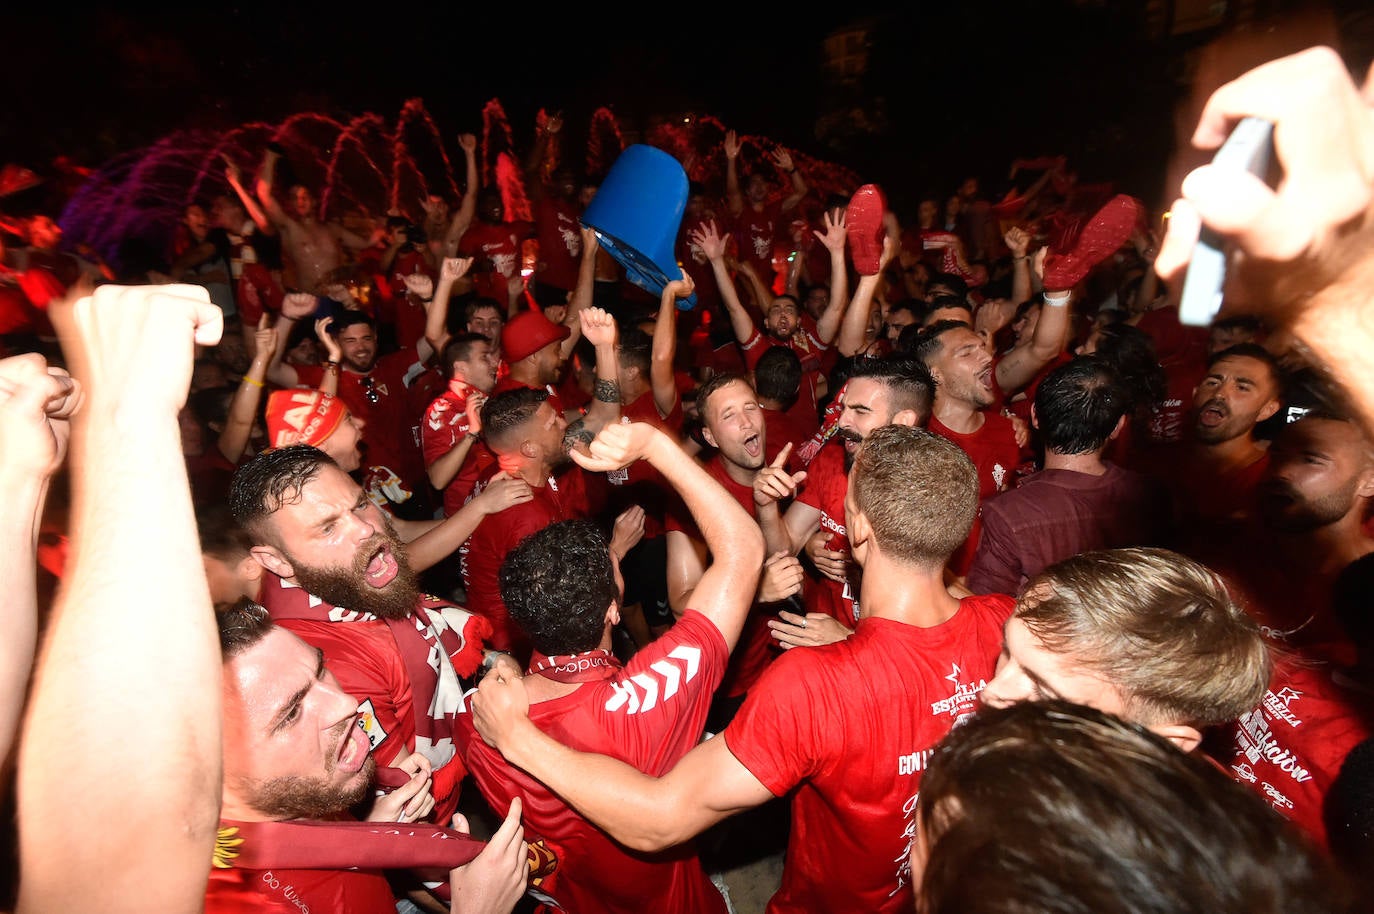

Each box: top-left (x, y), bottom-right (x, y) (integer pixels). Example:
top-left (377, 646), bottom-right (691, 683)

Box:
top-left (501, 309), bottom-right (571, 363)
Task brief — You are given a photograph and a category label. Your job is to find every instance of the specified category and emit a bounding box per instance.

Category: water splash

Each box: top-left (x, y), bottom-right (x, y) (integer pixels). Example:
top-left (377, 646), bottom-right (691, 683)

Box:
top-left (58, 98), bottom-right (862, 278)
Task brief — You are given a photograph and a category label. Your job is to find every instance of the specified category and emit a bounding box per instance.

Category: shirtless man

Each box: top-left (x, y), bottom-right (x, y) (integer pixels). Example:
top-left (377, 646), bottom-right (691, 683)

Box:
top-left (255, 145), bottom-right (374, 293)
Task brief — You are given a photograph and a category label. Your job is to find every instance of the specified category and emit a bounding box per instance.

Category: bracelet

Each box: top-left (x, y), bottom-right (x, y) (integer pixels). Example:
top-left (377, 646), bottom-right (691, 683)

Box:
top-left (783, 167), bottom-right (796, 174)
top-left (1013, 255), bottom-right (1028, 262)
top-left (1043, 291), bottom-right (1071, 308)
top-left (466, 432), bottom-right (480, 442)
top-left (324, 360), bottom-right (340, 371)
top-left (241, 376), bottom-right (264, 388)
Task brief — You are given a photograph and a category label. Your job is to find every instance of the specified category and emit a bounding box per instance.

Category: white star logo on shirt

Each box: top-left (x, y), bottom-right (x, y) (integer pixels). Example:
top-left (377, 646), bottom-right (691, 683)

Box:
top-left (945, 664), bottom-right (962, 685)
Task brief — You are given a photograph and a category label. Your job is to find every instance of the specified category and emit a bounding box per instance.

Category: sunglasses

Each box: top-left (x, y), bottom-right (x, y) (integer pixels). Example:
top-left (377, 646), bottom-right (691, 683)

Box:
top-left (359, 375), bottom-right (380, 405)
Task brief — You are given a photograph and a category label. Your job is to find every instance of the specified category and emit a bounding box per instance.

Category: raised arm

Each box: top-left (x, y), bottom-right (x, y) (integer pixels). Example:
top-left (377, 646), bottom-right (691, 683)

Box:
top-left (995, 246), bottom-right (1070, 393)
top-left (264, 292), bottom-right (320, 389)
top-left (651, 274), bottom-right (692, 418)
top-left (19, 284), bottom-right (224, 914)
top-left (254, 145), bottom-right (292, 232)
top-left (443, 134), bottom-right (480, 259)
top-left (723, 130), bottom-right (744, 218)
top-left (428, 256), bottom-right (474, 357)
top-left (811, 209), bottom-right (851, 345)
top-left (557, 226), bottom-right (598, 361)
top-left (691, 221), bottom-right (756, 344)
top-left (223, 155), bottom-right (274, 236)
top-left (563, 307), bottom-right (621, 447)
top-left (771, 146), bottom-right (808, 215)
top-left (0, 354), bottom-right (79, 766)
top-left (216, 312), bottom-right (277, 463)
top-left (837, 234), bottom-right (896, 357)
top-left (400, 472), bottom-right (533, 571)
top-left (1005, 225), bottom-right (1033, 305)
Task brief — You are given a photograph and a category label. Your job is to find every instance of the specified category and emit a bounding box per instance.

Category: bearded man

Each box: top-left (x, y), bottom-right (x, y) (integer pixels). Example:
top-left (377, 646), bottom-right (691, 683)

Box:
top-left (228, 445), bottom-right (493, 825)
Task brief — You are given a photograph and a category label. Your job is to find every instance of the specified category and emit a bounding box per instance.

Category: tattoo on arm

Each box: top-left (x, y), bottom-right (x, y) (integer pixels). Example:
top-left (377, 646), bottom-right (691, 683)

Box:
top-left (593, 378), bottom-right (620, 404)
top-left (563, 419), bottom-right (595, 451)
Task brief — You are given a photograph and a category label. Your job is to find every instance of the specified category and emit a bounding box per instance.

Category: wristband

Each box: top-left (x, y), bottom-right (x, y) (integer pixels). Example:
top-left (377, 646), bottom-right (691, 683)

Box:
top-left (241, 376), bottom-right (264, 388)
top-left (324, 360), bottom-right (340, 371)
top-left (1043, 291), bottom-right (1071, 308)
top-left (1013, 255), bottom-right (1028, 262)
top-left (466, 432), bottom-right (480, 442)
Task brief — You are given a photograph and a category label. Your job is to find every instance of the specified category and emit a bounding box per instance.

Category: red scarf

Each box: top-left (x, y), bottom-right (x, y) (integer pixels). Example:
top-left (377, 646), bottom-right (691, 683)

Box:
top-left (527, 649), bottom-right (621, 683)
top-left (261, 574), bottom-right (492, 795)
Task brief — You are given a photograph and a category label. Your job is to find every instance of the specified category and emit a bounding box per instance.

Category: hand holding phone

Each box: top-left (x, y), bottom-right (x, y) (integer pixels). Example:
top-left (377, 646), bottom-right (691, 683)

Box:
top-left (1178, 117), bottom-right (1275, 326)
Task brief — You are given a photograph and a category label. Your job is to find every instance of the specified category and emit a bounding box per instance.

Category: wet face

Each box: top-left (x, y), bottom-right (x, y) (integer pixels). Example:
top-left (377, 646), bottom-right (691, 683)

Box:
top-left (290, 185), bottom-right (316, 220)
top-left (1190, 354), bottom-right (1280, 445)
top-left (1258, 417), bottom-right (1374, 533)
top-left (222, 627), bottom-right (375, 820)
top-left (981, 614), bottom-right (1130, 716)
top-left (529, 400), bottom-right (570, 467)
top-left (336, 323), bottom-right (379, 373)
top-left (455, 339), bottom-right (499, 393)
top-left (928, 327), bottom-right (996, 409)
top-left (701, 379), bottom-right (766, 472)
top-left (837, 378), bottom-right (901, 470)
top-left (765, 297), bottom-right (800, 340)
top-left (265, 464), bottom-right (419, 620)
top-left (322, 412), bottom-right (366, 473)
top-left (467, 306), bottom-right (504, 346)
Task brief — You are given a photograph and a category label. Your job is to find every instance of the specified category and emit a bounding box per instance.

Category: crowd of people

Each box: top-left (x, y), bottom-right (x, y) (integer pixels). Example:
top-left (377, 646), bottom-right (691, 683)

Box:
top-left (2, 43), bottom-right (1373, 914)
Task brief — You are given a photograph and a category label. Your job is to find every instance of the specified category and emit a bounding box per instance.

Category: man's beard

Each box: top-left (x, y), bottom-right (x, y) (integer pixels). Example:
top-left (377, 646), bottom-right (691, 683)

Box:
top-left (287, 525), bottom-right (420, 620)
top-left (241, 739), bottom-right (376, 819)
top-left (837, 426), bottom-right (862, 473)
top-left (1259, 480), bottom-right (1355, 533)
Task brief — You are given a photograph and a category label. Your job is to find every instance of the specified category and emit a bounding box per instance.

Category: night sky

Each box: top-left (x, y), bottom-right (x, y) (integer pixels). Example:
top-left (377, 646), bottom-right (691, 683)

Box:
top-left (6, 3), bottom-right (1368, 227)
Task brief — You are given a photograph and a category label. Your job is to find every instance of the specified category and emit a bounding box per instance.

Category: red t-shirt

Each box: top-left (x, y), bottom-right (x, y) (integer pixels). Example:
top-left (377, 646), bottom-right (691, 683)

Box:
top-left (928, 412), bottom-right (1023, 577)
top-left (457, 612), bottom-right (730, 914)
top-left (460, 467), bottom-right (592, 664)
top-left (725, 595), bottom-right (1015, 914)
top-left (1207, 658), bottom-right (1374, 851)
top-left (762, 404), bottom-right (818, 464)
top-left (532, 196), bottom-right (583, 293)
top-left (421, 381), bottom-right (496, 517)
top-left (457, 219), bottom-right (532, 303)
top-left (666, 456), bottom-right (771, 698)
top-left (205, 862), bottom-right (395, 914)
top-left (1149, 445), bottom-right (1269, 561)
top-left (730, 200), bottom-right (787, 283)
top-left (795, 442), bottom-right (857, 626)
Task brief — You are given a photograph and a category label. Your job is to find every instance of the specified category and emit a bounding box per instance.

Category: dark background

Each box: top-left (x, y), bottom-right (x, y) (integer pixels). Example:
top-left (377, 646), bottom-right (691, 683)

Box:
top-left (6, 2), bottom-right (1373, 226)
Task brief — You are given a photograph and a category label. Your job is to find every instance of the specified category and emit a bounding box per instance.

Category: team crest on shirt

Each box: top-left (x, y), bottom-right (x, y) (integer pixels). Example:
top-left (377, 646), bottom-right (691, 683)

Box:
top-left (356, 698), bottom-right (389, 751)
top-left (992, 462), bottom-right (1008, 491)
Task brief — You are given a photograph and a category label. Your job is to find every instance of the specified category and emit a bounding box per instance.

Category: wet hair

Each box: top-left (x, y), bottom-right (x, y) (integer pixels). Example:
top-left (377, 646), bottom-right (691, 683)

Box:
top-left (442, 332), bottom-right (491, 375)
top-left (753, 346), bottom-right (802, 406)
top-left (228, 445), bottom-right (337, 545)
top-left (1091, 322), bottom-right (1167, 413)
top-left (616, 325), bottom-right (653, 377)
top-left (1019, 547), bottom-right (1271, 729)
top-left (480, 386), bottom-right (549, 453)
top-left (499, 519), bottom-right (619, 656)
top-left (1033, 356), bottom-right (1129, 455)
top-left (846, 355), bottom-right (936, 424)
top-left (910, 319), bottom-right (971, 369)
top-left (850, 426), bottom-right (978, 567)
top-left (917, 700), bottom-right (1354, 914)
top-left (920, 295), bottom-right (974, 327)
top-left (695, 371), bottom-right (754, 418)
top-left (1207, 341), bottom-right (1283, 384)
top-left (465, 297), bottom-right (504, 325)
top-left (217, 598), bottom-right (276, 660)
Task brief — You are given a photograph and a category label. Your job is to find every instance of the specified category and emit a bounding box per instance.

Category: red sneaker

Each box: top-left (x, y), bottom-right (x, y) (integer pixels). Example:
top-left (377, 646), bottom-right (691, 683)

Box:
top-left (845, 184), bottom-right (887, 276)
top-left (1041, 193), bottom-right (1142, 291)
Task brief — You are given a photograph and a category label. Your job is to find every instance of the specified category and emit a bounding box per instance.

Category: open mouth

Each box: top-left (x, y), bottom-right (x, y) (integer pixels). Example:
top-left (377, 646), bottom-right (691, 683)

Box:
top-left (1197, 402), bottom-right (1228, 428)
top-left (364, 545), bottom-right (399, 587)
top-left (743, 432), bottom-right (762, 458)
top-left (337, 715), bottom-right (371, 773)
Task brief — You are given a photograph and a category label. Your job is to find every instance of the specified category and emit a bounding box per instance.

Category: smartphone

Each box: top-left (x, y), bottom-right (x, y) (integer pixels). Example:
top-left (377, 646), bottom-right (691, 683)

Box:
top-left (1178, 117), bottom-right (1275, 327)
